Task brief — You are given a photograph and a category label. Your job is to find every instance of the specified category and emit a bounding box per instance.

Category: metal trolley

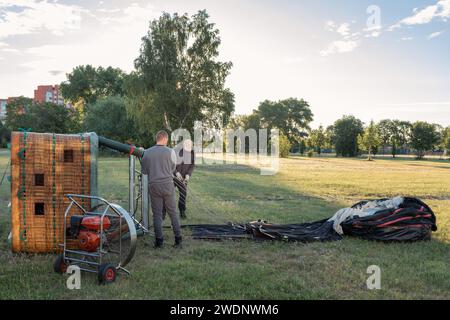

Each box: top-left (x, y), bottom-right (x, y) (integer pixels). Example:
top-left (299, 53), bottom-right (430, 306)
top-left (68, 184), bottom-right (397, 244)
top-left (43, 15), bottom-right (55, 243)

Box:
top-left (54, 194), bottom-right (137, 284)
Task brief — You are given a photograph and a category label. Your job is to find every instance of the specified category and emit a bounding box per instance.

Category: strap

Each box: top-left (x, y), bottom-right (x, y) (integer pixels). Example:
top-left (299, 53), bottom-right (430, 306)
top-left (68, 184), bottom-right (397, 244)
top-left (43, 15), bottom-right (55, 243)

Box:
top-left (129, 145), bottom-right (136, 156)
top-left (79, 134), bottom-right (86, 207)
top-left (19, 131), bottom-right (29, 249)
top-left (52, 133), bottom-right (57, 249)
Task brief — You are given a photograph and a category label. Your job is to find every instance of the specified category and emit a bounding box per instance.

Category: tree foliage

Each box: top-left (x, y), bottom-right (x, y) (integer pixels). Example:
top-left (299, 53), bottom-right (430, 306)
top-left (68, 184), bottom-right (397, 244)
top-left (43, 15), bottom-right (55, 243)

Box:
top-left (125, 10), bottom-right (234, 135)
top-left (61, 65), bottom-right (126, 112)
top-left (255, 98), bottom-right (313, 144)
top-left (377, 119), bottom-right (411, 157)
top-left (409, 121), bottom-right (441, 159)
top-left (279, 133), bottom-right (292, 158)
top-left (84, 96), bottom-right (139, 144)
top-left (308, 125), bottom-right (327, 155)
top-left (358, 120), bottom-right (381, 160)
top-left (331, 115), bottom-right (364, 157)
top-left (5, 97), bottom-right (80, 133)
top-left (0, 121), bottom-right (10, 148)
top-left (442, 126), bottom-right (450, 153)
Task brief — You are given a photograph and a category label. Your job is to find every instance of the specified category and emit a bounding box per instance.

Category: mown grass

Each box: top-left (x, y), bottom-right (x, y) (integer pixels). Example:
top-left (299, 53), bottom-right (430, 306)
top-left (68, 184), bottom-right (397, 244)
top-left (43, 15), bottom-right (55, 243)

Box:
top-left (0, 151), bottom-right (449, 299)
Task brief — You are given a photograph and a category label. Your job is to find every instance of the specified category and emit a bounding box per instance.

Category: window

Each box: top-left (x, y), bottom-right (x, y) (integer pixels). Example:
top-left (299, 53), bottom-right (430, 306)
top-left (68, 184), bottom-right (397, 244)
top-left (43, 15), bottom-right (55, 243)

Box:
top-left (35, 203), bottom-right (45, 215)
top-left (64, 149), bottom-right (74, 162)
top-left (34, 174), bottom-right (44, 186)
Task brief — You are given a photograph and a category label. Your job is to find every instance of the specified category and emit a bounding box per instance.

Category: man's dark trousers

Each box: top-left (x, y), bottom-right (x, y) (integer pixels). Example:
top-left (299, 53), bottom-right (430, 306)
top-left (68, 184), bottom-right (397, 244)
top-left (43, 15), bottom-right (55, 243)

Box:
top-left (150, 181), bottom-right (181, 239)
top-left (174, 177), bottom-right (187, 212)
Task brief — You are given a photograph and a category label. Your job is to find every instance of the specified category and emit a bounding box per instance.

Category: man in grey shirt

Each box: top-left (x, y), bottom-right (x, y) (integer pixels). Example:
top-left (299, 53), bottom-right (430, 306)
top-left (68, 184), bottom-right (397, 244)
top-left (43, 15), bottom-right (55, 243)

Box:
top-left (142, 130), bottom-right (182, 248)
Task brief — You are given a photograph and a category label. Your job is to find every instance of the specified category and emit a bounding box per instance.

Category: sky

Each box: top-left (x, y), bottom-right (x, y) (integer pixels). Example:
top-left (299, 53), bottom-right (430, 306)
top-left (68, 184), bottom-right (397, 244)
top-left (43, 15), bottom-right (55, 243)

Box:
top-left (0, 0), bottom-right (449, 128)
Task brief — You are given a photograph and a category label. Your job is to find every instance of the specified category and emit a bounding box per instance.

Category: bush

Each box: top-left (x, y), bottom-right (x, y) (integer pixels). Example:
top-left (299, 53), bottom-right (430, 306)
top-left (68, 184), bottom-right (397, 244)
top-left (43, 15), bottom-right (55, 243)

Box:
top-left (0, 124), bottom-right (10, 148)
top-left (307, 150), bottom-right (314, 158)
top-left (279, 133), bottom-right (291, 158)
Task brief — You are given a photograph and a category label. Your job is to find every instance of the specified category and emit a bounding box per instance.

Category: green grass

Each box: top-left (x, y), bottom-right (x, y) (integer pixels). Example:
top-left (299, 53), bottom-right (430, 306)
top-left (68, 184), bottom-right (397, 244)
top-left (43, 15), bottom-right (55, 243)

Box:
top-left (0, 151), bottom-right (449, 299)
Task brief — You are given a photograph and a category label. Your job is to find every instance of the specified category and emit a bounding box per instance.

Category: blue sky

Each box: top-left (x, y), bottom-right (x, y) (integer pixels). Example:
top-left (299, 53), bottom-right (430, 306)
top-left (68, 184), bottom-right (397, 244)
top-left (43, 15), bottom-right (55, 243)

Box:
top-left (0, 0), bottom-right (449, 127)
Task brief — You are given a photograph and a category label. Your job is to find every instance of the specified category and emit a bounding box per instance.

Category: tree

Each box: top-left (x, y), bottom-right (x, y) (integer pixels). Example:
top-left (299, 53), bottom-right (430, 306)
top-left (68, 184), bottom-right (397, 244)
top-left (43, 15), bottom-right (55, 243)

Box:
top-left (0, 121), bottom-right (11, 148)
top-left (84, 96), bottom-right (139, 144)
top-left (308, 125), bottom-right (326, 155)
top-left (331, 115), bottom-right (364, 157)
top-left (279, 133), bottom-right (291, 158)
top-left (325, 125), bottom-right (335, 150)
top-left (376, 119), bottom-right (411, 158)
top-left (4, 97), bottom-right (34, 131)
top-left (6, 97), bottom-right (80, 133)
top-left (444, 127), bottom-right (450, 158)
top-left (358, 121), bottom-right (381, 161)
top-left (389, 120), bottom-right (411, 157)
top-left (61, 65), bottom-right (126, 112)
top-left (125, 10), bottom-right (235, 135)
top-left (256, 98), bottom-right (313, 144)
top-left (438, 126), bottom-right (450, 159)
top-left (298, 139), bottom-right (307, 155)
top-left (377, 119), bottom-right (392, 155)
top-left (409, 121), bottom-right (440, 159)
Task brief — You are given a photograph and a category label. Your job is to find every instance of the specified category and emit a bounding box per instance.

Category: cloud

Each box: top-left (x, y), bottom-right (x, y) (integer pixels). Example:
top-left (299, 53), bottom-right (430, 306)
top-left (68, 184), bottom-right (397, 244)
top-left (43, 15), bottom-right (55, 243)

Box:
top-left (49, 70), bottom-right (64, 76)
top-left (321, 20), bottom-right (360, 56)
top-left (19, 3), bottom-right (159, 79)
top-left (401, 37), bottom-right (414, 41)
top-left (325, 21), bottom-right (352, 37)
top-left (336, 23), bottom-right (350, 36)
top-left (428, 30), bottom-right (445, 39)
top-left (324, 20), bottom-right (337, 32)
top-left (389, 0), bottom-right (450, 30)
top-left (94, 2), bottom-right (156, 25)
top-left (319, 40), bottom-right (358, 57)
top-left (0, 0), bottom-right (86, 39)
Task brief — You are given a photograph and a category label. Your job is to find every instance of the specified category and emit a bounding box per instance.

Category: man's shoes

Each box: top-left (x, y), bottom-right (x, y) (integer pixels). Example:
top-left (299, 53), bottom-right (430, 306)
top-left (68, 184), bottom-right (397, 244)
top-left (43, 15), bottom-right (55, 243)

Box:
top-left (180, 210), bottom-right (187, 219)
top-left (173, 236), bottom-right (183, 249)
top-left (153, 238), bottom-right (164, 249)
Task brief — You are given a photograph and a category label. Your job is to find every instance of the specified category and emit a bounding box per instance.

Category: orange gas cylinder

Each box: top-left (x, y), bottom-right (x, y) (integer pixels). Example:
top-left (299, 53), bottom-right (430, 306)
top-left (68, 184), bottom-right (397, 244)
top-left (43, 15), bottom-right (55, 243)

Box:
top-left (78, 230), bottom-right (100, 252)
top-left (81, 216), bottom-right (111, 231)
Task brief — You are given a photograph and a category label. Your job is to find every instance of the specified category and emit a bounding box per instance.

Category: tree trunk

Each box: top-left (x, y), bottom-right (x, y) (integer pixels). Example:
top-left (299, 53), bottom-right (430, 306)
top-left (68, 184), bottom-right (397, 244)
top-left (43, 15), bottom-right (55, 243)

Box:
top-left (163, 112), bottom-right (172, 132)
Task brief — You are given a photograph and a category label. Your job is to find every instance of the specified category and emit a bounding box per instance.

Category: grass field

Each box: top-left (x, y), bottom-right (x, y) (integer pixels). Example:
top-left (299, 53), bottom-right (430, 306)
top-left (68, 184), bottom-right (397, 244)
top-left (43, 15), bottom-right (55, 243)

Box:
top-left (0, 150), bottom-right (449, 299)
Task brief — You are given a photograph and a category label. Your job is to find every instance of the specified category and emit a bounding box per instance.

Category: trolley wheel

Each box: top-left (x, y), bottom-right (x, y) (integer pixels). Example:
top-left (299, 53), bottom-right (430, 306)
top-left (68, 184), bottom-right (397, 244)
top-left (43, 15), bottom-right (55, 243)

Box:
top-left (53, 254), bottom-right (68, 274)
top-left (98, 263), bottom-right (117, 284)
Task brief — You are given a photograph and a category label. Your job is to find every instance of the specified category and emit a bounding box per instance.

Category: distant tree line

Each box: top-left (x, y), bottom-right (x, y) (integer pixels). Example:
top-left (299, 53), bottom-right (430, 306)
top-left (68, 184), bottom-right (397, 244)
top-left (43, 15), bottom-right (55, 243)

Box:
top-left (2, 10), bottom-right (449, 160)
top-left (300, 117), bottom-right (448, 160)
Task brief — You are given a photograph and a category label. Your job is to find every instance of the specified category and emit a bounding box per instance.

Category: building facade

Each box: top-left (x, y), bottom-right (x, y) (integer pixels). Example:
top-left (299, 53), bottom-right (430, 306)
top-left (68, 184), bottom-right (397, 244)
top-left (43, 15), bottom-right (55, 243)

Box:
top-left (0, 99), bottom-right (7, 123)
top-left (33, 85), bottom-right (64, 105)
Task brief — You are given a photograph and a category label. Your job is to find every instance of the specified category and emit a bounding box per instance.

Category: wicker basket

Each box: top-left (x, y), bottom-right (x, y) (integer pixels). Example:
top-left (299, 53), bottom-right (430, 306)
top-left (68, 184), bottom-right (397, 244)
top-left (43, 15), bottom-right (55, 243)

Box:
top-left (10, 132), bottom-right (98, 253)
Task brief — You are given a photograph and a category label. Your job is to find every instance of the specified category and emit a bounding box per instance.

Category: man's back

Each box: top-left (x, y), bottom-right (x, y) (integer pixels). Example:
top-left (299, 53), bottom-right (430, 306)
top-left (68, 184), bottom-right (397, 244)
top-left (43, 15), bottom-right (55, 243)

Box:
top-left (142, 145), bottom-right (176, 184)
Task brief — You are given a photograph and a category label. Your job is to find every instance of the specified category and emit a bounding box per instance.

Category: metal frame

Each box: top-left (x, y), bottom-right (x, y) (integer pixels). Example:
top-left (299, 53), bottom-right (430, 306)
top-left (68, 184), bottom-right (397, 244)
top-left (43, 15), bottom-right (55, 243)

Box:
top-left (61, 194), bottom-right (137, 275)
top-left (129, 155), bottom-right (150, 233)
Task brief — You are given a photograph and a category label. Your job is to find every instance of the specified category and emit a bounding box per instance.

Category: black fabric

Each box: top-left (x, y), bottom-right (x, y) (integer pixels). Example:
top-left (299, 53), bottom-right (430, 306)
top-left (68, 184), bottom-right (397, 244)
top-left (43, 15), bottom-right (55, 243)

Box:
top-left (191, 220), bottom-right (341, 242)
top-left (341, 197), bottom-right (437, 242)
top-left (190, 197), bottom-right (437, 243)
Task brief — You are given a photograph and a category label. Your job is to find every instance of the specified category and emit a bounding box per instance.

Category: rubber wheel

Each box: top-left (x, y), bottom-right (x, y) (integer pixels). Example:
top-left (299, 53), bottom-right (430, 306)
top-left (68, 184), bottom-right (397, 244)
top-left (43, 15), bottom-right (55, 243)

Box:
top-left (98, 263), bottom-right (117, 284)
top-left (53, 254), bottom-right (68, 274)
